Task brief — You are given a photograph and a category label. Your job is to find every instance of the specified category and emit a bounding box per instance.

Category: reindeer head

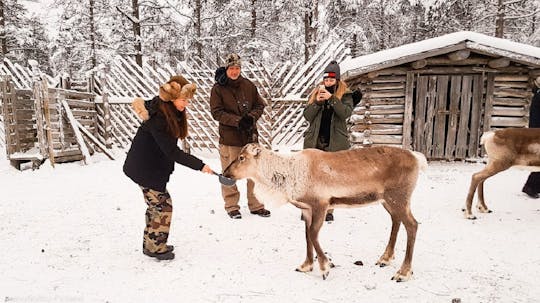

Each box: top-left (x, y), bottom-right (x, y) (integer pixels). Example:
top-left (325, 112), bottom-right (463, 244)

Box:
top-left (223, 143), bottom-right (263, 180)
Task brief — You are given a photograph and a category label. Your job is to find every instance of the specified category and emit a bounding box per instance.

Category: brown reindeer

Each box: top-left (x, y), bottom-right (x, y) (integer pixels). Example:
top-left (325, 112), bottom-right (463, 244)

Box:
top-left (223, 143), bottom-right (427, 281)
top-left (465, 128), bottom-right (540, 219)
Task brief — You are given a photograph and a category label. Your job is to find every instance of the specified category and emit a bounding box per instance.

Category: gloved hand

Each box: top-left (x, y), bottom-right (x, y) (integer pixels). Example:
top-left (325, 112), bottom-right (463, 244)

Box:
top-left (238, 114), bottom-right (254, 130)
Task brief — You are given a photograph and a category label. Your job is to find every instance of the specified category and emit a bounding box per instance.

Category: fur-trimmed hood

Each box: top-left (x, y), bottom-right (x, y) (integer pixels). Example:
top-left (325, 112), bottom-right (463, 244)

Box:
top-left (132, 97), bottom-right (150, 121)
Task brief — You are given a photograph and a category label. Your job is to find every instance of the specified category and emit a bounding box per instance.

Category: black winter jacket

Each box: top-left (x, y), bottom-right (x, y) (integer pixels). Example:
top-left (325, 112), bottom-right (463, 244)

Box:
top-left (529, 87), bottom-right (540, 128)
top-left (123, 98), bottom-right (205, 192)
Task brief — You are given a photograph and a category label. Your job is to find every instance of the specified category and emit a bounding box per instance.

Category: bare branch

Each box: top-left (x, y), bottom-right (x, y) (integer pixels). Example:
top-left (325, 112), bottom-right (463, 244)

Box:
top-left (504, 9), bottom-right (540, 20)
top-left (116, 6), bottom-right (138, 24)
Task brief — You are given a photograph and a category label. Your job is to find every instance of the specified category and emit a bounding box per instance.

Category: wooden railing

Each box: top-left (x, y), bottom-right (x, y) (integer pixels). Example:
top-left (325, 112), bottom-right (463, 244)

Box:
top-left (1, 38), bottom-right (350, 156)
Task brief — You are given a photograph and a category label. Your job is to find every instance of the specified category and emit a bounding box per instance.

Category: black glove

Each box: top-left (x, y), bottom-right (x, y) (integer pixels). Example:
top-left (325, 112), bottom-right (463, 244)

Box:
top-left (215, 67), bottom-right (228, 86)
top-left (238, 114), bottom-right (254, 130)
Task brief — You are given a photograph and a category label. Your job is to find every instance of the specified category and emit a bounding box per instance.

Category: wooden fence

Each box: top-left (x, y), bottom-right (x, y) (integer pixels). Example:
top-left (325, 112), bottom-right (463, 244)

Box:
top-left (1, 38), bottom-right (350, 163)
top-left (89, 38), bottom-right (349, 151)
top-left (1, 75), bottom-right (114, 168)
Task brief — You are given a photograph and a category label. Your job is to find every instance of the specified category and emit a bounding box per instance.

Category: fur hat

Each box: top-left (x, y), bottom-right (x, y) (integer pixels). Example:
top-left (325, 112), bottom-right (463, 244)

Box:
top-left (323, 60), bottom-right (340, 80)
top-left (158, 75), bottom-right (197, 101)
top-left (225, 53), bottom-right (241, 69)
top-left (535, 76), bottom-right (540, 88)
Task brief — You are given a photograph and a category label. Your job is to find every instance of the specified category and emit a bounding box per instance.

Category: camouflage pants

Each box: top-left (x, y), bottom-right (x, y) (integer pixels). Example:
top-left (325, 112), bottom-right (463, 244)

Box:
top-left (140, 186), bottom-right (173, 253)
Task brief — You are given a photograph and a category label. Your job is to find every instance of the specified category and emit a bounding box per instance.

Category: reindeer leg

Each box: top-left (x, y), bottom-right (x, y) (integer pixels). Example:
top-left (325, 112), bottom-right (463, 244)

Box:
top-left (308, 205), bottom-right (330, 280)
top-left (376, 203), bottom-right (400, 267)
top-left (476, 181), bottom-right (492, 213)
top-left (465, 171), bottom-right (482, 220)
top-left (392, 208), bottom-right (417, 282)
top-left (296, 208), bottom-right (314, 273)
top-left (465, 163), bottom-right (510, 219)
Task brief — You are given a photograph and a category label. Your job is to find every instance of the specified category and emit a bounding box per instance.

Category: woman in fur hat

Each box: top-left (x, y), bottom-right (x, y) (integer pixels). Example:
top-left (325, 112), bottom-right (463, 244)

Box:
top-left (124, 75), bottom-right (215, 260)
top-left (302, 60), bottom-right (355, 222)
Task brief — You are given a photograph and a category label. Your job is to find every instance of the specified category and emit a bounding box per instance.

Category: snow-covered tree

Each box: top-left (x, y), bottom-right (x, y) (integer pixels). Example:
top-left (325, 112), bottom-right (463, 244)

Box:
top-left (0, 0), bottom-right (30, 59)
top-left (19, 16), bottom-right (52, 73)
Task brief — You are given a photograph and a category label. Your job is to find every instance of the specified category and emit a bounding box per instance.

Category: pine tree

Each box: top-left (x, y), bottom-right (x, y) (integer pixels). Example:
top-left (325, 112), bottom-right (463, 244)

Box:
top-left (0, 0), bottom-right (30, 61)
top-left (20, 16), bottom-right (52, 74)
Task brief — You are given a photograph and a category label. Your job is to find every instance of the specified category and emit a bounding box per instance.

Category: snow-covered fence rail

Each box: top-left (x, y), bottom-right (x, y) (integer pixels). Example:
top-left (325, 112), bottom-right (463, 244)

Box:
top-left (0, 38), bottom-right (349, 154)
top-left (89, 39), bottom-right (348, 151)
top-left (0, 58), bottom-right (56, 89)
top-left (277, 39), bottom-right (351, 98)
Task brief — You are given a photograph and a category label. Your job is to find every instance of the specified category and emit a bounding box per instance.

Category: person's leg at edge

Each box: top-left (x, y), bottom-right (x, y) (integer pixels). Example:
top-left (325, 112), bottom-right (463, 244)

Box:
top-left (219, 144), bottom-right (242, 215)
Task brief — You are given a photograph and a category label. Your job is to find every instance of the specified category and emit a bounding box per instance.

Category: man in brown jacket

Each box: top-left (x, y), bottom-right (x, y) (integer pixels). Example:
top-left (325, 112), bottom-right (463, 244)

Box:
top-left (210, 53), bottom-right (271, 219)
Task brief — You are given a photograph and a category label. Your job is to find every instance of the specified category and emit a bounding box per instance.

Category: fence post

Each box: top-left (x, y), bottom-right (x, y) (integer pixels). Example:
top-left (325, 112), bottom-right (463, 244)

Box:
top-left (87, 71), bottom-right (95, 93)
top-left (60, 74), bottom-right (71, 89)
top-left (98, 65), bottom-right (112, 148)
top-left (1, 75), bottom-right (13, 156)
top-left (28, 60), bottom-right (53, 166)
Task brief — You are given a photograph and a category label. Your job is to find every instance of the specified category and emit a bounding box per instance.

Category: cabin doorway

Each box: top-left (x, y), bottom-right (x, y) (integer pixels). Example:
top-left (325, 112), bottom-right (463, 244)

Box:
top-left (412, 74), bottom-right (484, 160)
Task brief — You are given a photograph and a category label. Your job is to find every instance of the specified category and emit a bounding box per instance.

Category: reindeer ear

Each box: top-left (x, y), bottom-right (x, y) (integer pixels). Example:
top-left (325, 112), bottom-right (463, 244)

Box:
top-left (246, 143), bottom-right (262, 157)
top-left (253, 147), bottom-right (261, 157)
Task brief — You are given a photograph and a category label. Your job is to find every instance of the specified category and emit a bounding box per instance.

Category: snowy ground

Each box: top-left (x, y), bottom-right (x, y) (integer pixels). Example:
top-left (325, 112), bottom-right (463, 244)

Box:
top-left (2, 150), bottom-right (540, 303)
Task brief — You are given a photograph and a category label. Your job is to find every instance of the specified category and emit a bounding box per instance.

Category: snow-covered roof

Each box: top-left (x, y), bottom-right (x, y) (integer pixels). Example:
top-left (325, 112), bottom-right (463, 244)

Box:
top-left (342, 31), bottom-right (540, 79)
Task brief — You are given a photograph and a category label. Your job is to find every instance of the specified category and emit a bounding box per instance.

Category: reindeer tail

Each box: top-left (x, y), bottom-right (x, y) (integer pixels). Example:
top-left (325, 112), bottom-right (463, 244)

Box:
top-left (480, 131), bottom-right (495, 146)
top-left (411, 151), bottom-right (428, 172)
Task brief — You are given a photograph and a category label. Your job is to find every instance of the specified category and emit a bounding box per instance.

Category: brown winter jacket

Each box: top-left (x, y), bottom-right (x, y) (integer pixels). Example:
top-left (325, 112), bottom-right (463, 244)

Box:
top-left (210, 76), bottom-right (266, 146)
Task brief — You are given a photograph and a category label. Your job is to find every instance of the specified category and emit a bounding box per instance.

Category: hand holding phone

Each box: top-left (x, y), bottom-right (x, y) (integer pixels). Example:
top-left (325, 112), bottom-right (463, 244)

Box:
top-left (318, 85), bottom-right (329, 101)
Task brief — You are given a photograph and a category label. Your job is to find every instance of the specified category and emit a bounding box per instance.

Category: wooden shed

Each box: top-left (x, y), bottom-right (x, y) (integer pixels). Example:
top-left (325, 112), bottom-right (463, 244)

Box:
top-left (342, 31), bottom-right (540, 160)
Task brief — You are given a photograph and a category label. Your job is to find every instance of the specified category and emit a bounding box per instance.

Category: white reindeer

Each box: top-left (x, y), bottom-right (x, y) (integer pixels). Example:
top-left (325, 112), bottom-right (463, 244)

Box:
top-left (223, 143), bottom-right (427, 281)
top-left (465, 128), bottom-right (540, 219)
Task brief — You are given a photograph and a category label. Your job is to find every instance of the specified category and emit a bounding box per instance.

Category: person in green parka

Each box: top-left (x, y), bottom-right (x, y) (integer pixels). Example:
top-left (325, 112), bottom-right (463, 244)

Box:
top-left (302, 60), bottom-right (354, 222)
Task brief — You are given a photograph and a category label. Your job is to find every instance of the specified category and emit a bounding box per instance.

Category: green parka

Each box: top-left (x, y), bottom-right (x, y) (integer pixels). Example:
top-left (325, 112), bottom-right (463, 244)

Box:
top-left (302, 89), bottom-right (354, 151)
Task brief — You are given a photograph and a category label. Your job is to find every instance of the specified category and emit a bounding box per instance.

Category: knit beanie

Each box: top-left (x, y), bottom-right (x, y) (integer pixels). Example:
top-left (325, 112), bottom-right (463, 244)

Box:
top-left (225, 53), bottom-right (241, 69)
top-left (323, 60), bottom-right (340, 80)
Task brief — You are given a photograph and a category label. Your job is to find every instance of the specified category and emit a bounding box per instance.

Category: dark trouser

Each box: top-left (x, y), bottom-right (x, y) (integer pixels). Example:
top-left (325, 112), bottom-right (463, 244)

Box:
top-left (140, 186), bottom-right (173, 253)
top-left (316, 136), bottom-right (333, 215)
top-left (523, 172), bottom-right (540, 194)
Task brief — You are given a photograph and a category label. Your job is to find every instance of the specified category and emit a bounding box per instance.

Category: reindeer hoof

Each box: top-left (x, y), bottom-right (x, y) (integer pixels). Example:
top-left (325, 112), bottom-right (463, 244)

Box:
top-left (477, 206), bottom-right (492, 213)
top-left (330, 262), bottom-right (335, 268)
top-left (295, 263), bottom-right (313, 273)
top-left (463, 212), bottom-right (477, 220)
top-left (391, 270), bottom-right (412, 282)
top-left (376, 258), bottom-right (392, 267)
top-left (354, 260), bottom-right (364, 266)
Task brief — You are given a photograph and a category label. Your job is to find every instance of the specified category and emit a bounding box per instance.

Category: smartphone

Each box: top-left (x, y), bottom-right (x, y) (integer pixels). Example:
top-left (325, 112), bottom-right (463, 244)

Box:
top-left (319, 84), bottom-right (325, 91)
